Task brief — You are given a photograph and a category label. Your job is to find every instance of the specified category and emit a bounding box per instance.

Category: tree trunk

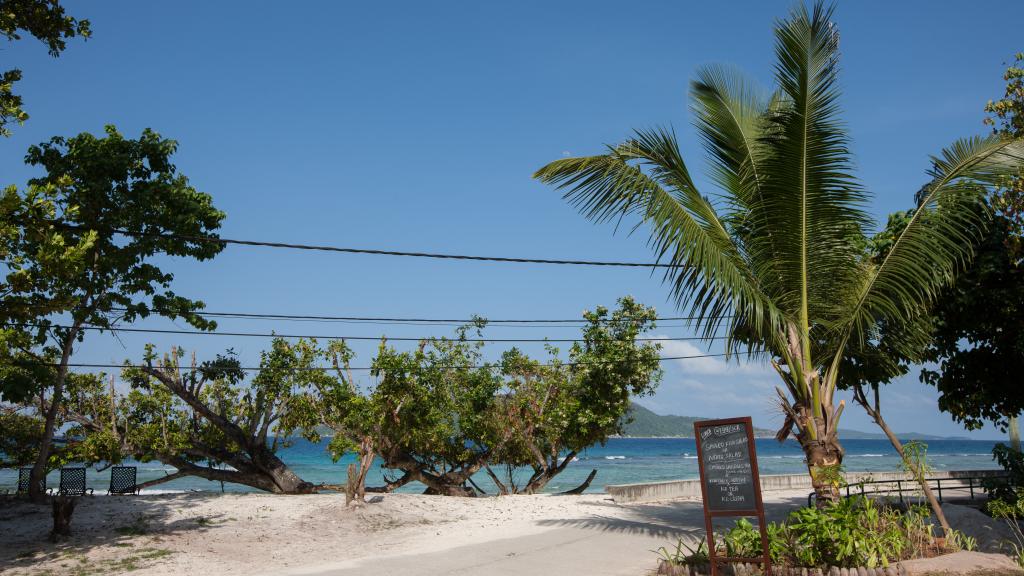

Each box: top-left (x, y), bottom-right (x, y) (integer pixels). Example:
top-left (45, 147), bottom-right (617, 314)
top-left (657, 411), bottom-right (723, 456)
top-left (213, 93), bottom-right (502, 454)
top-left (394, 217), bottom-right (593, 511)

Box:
top-left (799, 432), bottom-right (844, 507)
top-left (523, 451), bottom-right (577, 494)
top-left (161, 454), bottom-right (315, 494)
top-left (559, 469), bottom-right (598, 495)
top-left (50, 496), bottom-right (77, 541)
top-left (1010, 415), bottom-right (1021, 453)
top-left (366, 470), bottom-right (415, 493)
top-left (852, 385), bottom-right (951, 535)
top-left (257, 448), bottom-right (316, 493)
top-left (30, 327), bottom-right (79, 503)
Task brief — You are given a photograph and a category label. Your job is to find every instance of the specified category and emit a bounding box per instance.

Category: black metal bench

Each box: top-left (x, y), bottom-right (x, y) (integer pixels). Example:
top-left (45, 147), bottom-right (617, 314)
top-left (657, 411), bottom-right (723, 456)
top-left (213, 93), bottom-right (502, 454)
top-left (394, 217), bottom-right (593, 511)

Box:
top-left (16, 467), bottom-right (48, 495)
top-left (57, 467), bottom-right (93, 496)
top-left (108, 466), bottom-right (139, 495)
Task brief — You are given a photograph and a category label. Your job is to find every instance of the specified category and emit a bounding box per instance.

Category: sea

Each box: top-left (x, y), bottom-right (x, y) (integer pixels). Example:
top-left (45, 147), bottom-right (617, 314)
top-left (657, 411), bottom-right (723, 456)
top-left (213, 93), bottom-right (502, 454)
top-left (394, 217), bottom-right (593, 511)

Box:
top-left (0, 438), bottom-right (1005, 495)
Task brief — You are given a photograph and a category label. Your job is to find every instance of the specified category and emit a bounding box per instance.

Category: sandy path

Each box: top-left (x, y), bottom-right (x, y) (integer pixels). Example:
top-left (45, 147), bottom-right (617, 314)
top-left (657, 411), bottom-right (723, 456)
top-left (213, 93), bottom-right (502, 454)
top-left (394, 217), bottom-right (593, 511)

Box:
top-left (5, 490), bottom-right (1008, 576)
top-left (0, 491), bottom-right (809, 575)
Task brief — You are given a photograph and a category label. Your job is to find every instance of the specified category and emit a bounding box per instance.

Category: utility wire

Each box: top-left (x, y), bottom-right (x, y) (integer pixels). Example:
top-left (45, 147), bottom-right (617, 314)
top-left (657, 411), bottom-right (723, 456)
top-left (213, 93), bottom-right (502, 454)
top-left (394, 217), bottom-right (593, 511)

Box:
top-left (63, 226), bottom-right (681, 268)
top-left (13, 304), bottom-right (730, 325)
top-left (3, 352), bottom-right (732, 372)
top-left (162, 309), bottom-right (726, 324)
top-left (10, 323), bottom-right (726, 343)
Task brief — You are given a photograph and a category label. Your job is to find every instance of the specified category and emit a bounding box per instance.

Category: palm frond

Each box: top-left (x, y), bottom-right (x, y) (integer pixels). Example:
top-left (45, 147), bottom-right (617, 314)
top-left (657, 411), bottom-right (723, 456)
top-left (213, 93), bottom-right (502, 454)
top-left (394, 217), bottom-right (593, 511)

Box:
top-left (751, 2), bottom-right (869, 329)
top-left (843, 135), bottom-right (1024, 342)
top-left (691, 64), bottom-right (773, 210)
top-left (533, 129), bottom-right (785, 353)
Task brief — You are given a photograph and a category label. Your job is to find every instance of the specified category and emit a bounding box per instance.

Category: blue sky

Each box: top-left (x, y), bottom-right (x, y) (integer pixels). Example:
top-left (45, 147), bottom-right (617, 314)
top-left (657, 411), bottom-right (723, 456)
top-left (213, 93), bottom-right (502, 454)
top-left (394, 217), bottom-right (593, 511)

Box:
top-left (3, 1), bottom-right (1021, 438)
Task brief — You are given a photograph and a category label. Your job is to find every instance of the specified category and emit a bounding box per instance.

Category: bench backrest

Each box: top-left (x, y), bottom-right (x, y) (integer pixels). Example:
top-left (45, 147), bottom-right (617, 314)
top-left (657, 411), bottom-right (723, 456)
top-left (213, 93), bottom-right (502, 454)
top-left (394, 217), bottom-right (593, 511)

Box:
top-left (16, 467), bottom-right (45, 494)
top-left (58, 467), bottom-right (88, 496)
top-left (109, 466), bottom-right (138, 494)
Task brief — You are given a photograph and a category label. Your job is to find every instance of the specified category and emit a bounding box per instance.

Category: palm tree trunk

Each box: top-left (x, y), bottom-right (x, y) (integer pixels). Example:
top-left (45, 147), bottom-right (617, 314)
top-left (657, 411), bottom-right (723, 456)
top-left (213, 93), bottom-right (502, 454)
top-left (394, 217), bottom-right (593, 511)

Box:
top-left (799, 431), bottom-right (844, 506)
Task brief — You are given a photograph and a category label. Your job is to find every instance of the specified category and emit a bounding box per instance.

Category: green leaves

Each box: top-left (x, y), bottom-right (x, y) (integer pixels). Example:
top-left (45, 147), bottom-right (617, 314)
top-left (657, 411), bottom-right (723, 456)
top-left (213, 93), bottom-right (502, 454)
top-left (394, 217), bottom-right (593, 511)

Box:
top-left (532, 1), bottom-right (1024, 459)
top-left (0, 0), bottom-right (90, 136)
top-left (1, 126), bottom-right (226, 401)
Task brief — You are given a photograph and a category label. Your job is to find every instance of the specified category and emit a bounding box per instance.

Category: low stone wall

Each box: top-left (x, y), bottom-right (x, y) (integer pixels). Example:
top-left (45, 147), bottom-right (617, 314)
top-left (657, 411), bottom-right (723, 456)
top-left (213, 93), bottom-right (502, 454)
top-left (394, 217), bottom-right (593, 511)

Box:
top-left (606, 469), bottom-right (1006, 504)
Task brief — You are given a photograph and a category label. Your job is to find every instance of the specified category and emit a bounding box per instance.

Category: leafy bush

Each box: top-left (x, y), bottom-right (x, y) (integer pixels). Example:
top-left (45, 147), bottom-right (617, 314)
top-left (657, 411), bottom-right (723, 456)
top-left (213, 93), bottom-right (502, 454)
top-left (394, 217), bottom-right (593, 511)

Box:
top-left (987, 490), bottom-right (1024, 568)
top-left (985, 443), bottom-right (1024, 504)
top-left (658, 496), bottom-right (962, 570)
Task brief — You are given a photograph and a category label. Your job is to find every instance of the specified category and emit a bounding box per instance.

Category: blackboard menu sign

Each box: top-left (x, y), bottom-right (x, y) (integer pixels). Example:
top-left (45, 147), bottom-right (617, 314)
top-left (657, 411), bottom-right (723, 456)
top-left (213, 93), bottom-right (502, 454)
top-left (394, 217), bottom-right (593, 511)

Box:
top-left (697, 420), bottom-right (757, 511)
top-left (694, 416), bottom-right (771, 576)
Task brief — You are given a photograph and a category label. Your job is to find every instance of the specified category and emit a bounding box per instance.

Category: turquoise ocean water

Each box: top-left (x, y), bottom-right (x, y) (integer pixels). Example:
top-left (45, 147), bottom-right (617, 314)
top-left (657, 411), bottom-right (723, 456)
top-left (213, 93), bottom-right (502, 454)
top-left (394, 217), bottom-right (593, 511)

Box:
top-left (0, 438), bottom-right (1004, 495)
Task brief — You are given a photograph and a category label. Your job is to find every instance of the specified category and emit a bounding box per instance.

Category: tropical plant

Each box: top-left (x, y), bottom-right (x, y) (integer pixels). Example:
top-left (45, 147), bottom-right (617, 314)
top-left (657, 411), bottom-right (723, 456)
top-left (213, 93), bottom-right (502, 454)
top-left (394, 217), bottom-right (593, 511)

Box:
top-left (659, 496), bottom-right (958, 570)
top-left (987, 491), bottom-right (1024, 568)
top-left (986, 443), bottom-right (1024, 504)
top-left (489, 297), bottom-right (662, 494)
top-left (654, 537), bottom-right (709, 567)
top-left (533, 2), bottom-right (1024, 503)
top-left (61, 340), bottom-right (332, 494)
top-left (1, 126), bottom-right (226, 501)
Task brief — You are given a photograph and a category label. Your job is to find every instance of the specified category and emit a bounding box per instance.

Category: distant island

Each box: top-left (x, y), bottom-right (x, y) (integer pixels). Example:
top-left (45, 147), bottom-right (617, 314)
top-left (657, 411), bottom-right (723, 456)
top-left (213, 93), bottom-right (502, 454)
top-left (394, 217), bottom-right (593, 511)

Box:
top-left (619, 403), bottom-right (972, 441)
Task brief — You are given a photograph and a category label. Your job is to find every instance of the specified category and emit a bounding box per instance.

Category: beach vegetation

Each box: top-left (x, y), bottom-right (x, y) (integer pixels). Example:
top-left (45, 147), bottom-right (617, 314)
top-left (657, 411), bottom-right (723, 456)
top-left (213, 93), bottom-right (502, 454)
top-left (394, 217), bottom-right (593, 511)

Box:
top-left (659, 496), bottom-right (968, 571)
top-left (0, 125), bottom-right (226, 501)
top-left (987, 490), bottom-right (1024, 568)
top-left (61, 339), bottom-right (333, 494)
top-left (301, 296), bottom-right (661, 498)
top-left (533, 1), bottom-right (1024, 505)
top-left (488, 298), bottom-right (661, 494)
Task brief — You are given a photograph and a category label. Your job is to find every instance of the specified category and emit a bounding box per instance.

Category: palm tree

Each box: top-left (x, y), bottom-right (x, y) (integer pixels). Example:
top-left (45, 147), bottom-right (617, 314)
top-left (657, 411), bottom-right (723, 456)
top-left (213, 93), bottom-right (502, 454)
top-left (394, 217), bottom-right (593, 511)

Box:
top-left (534, 2), bottom-right (1024, 503)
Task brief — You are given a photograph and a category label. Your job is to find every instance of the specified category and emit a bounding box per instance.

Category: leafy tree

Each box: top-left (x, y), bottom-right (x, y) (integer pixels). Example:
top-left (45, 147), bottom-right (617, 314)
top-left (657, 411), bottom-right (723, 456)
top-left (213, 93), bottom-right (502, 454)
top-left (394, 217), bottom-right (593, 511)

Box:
top-left (1, 0), bottom-right (90, 136)
top-left (364, 321), bottom-right (503, 496)
top-left (917, 215), bottom-right (1024, 430)
top-left (533, 2), bottom-right (1024, 503)
top-left (0, 406), bottom-right (45, 467)
top-left (490, 298), bottom-right (662, 494)
top-left (0, 125), bottom-right (225, 501)
top-left (913, 54), bottom-right (1024, 434)
top-left (984, 52), bottom-right (1024, 261)
top-left (62, 340), bottom-right (333, 493)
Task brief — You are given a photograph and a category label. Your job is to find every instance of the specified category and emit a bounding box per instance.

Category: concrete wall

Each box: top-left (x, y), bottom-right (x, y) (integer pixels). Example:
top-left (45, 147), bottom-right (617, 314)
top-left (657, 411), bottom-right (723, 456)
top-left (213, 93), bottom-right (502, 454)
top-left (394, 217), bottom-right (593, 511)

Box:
top-left (605, 469), bottom-right (1006, 504)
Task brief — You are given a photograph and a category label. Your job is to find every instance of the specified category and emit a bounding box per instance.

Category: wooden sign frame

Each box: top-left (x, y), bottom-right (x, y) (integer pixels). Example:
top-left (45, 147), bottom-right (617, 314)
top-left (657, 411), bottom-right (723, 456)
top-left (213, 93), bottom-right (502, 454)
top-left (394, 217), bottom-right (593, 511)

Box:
top-left (694, 416), bottom-right (771, 576)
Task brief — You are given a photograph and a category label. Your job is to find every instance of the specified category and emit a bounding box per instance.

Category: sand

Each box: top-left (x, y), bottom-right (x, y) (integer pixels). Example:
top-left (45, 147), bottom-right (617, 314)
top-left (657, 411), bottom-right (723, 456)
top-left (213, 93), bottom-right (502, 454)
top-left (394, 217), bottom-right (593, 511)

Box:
top-left (0, 491), bottom-right (1018, 576)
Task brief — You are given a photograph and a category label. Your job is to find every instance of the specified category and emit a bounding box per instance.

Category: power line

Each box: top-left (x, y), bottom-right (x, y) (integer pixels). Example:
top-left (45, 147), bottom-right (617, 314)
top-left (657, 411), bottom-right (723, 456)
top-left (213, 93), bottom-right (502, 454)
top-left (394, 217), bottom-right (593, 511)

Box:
top-left (169, 309), bottom-right (723, 324)
top-left (12, 323), bottom-right (726, 343)
top-left (8, 303), bottom-right (729, 325)
top-left (68, 226), bottom-right (681, 268)
top-left (2, 352), bottom-right (731, 372)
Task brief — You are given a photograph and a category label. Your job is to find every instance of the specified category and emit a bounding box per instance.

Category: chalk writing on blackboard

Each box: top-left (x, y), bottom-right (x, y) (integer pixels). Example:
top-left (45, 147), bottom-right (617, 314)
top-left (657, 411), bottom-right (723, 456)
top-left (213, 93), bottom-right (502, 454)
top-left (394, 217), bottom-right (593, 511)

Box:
top-left (697, 421), bottom-right (756, 511)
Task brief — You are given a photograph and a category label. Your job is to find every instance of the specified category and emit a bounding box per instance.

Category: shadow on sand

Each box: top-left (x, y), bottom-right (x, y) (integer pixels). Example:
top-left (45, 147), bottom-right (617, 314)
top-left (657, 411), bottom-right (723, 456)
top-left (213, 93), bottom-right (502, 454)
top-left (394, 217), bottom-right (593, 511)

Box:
top-left (534, 495), bottom-right (808, 542)
top-left (0, 493), bottom-right (230, 573)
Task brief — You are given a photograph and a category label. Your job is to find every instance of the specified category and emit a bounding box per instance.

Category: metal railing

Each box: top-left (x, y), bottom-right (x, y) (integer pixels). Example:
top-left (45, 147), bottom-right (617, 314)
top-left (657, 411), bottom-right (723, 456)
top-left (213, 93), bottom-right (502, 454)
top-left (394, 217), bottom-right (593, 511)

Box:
top-left (807, 474), bottom-right (1008, 507)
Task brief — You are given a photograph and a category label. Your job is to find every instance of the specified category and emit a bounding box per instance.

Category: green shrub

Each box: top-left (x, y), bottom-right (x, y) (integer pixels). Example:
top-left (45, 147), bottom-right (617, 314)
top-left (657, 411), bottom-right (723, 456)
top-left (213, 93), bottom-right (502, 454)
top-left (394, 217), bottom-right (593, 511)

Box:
top-left (985, 444), bottom-right (1024, 504)
top-left (658, 496), bottom-right (957, 570)
top-left (987, 490), bottom-right (1024, 568)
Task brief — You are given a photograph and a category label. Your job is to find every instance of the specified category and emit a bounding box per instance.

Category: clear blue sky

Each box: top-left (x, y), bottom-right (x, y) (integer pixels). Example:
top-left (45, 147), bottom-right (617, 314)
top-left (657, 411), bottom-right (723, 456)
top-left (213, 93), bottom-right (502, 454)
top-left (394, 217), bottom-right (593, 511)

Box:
top-left (3, 1), bottom-right (1021, 438)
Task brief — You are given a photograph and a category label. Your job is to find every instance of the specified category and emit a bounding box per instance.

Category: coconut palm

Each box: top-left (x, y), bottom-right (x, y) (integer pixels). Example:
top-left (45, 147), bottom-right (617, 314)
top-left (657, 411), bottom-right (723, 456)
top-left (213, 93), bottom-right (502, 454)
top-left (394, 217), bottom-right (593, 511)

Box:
top-left (534, 2), bottom-right (1024, 503)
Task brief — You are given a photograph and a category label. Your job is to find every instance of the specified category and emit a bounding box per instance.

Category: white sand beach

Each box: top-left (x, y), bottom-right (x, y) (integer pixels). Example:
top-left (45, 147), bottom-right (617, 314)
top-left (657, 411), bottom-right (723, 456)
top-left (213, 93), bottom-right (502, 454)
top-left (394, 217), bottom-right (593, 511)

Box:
top-left (1, 489), bottom-right (1017, 576)
top-left (0, 490), bottom-right (800, 575)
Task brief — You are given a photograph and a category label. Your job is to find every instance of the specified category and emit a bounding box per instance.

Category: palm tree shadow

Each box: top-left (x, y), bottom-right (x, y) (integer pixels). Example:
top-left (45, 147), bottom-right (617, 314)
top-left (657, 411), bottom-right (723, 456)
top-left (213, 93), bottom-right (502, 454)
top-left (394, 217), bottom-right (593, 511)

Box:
top-left (535, 495), bottom-right (807, 542)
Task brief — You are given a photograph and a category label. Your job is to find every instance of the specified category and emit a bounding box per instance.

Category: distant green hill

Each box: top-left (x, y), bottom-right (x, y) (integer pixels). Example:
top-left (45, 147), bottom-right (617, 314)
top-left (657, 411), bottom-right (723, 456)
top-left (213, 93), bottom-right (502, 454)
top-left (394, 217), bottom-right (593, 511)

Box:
top-left (618, 403), bottom-right (968, 440)
top-left (619, 403), bottom-right (776, 437)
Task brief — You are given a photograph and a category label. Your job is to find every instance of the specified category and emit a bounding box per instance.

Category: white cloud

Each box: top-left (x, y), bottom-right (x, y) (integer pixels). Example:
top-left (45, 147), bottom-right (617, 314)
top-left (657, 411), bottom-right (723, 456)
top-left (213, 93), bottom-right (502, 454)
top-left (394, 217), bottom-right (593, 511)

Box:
top-left (657, 338), bottom-right (772, 376)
